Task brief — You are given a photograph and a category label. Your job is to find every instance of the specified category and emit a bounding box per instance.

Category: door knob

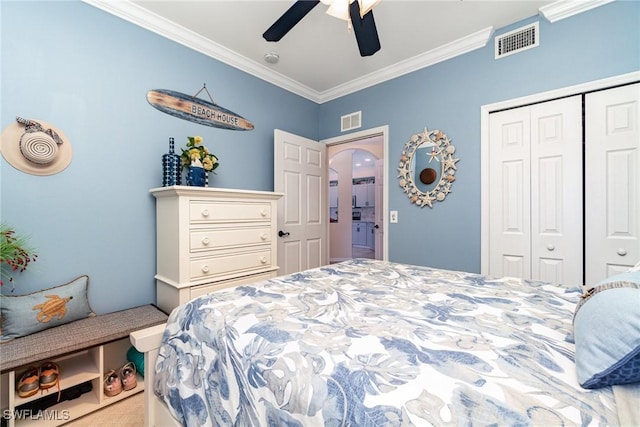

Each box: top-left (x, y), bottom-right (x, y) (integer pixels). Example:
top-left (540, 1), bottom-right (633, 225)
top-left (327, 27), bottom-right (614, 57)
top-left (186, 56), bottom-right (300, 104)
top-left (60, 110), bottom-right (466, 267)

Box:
top-left (278, 230), bottom-right (290, 237)
top-left (374, 224), bottom-right (379, 229)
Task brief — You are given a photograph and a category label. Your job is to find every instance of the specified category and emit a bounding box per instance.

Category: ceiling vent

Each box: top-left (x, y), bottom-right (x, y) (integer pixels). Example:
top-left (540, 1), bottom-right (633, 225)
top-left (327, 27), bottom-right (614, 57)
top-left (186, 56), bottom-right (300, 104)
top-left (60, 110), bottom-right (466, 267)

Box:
top-left (341, 111), bottom-right (362, 132)
top-left (495, 22), bottom-right (539, 59)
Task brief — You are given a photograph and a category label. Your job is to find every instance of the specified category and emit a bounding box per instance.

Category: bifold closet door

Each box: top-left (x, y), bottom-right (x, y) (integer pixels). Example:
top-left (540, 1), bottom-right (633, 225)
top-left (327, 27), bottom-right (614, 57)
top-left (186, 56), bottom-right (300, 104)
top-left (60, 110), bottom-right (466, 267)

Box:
top-left (488, 96), bottom-right (583, 286)
top-left (488, 106), bottom-right (532, 279)
top-left (585, 83), bottom-right (640, 285)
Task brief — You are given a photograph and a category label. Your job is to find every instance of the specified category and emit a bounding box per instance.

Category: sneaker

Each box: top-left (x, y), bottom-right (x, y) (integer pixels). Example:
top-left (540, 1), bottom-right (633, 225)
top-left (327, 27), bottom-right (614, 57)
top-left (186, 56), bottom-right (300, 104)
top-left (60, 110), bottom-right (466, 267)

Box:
top-left (120, 362), bottom-right (137, 391)
top-left (103, 369), bottom-right (122, 397)
top-left (39, 362), bottom-right (60, 390)
top-left (17, 366), bottom-right (40, 398)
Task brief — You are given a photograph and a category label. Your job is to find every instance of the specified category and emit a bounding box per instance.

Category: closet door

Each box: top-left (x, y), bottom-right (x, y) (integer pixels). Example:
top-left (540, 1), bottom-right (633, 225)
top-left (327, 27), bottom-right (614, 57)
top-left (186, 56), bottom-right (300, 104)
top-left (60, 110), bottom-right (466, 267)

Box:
top-left (530, 97), bottom-right (583, 286)
top-left (488, 107), bottom-right (531, 279)
top-left (585, 83), bottom-right (640, 285)
top-left (488, 96), bottom-right (582, 286)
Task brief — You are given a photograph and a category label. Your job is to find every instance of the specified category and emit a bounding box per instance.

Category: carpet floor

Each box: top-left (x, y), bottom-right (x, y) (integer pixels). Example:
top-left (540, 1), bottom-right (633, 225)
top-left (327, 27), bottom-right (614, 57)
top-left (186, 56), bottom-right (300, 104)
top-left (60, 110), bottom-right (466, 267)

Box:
top-left (64, 391), bottom-right (144, 426)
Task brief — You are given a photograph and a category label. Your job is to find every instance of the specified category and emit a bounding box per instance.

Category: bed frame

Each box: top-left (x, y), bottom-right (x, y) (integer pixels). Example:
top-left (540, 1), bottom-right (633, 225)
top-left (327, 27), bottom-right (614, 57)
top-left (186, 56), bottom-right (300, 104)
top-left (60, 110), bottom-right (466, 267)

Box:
top-left (130, 323), bottom-right (180, 427)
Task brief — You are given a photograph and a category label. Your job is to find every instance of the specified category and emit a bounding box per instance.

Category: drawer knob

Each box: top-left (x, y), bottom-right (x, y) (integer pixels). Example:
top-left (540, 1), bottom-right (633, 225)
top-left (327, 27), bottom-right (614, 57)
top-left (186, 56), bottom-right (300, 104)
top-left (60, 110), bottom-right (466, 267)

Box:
top-left (202, 265), bottom-right (210, 273)
top-left (201, 209), bottom-right (210, 218)
top-left (617, 248), bottom-right (627, 256)
top-left (260, 233), bottom-right (268, 241)
top-left (546, 244), bottom-right (555, 251)
top-left (260, 209), bottom-right (267, 217)
top-left (202, 237), bottom-right (210, 246)
top-left (260, 256), bottom-right (267, 264)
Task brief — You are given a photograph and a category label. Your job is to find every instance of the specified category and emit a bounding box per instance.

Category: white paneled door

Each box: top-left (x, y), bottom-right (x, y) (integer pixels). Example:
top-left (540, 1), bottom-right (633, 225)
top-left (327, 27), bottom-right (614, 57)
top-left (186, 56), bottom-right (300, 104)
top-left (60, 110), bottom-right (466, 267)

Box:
top-left (488, 104), bottom-right (532, 279)
top-left (585, 83), bottom-right (640, 285)
top-left (488, 96), bottom-right (583, 286)
top-left (274, 129), bottom-right (328, 275)
top-left (530, 98), bottom-right (583, 286)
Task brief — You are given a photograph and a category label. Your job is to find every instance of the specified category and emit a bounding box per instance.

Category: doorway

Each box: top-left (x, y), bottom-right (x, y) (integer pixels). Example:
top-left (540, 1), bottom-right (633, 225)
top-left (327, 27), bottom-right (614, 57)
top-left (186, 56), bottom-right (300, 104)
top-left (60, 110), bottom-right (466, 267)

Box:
top-left (323, 126), bottom-right (388, 263)
top-left (329, 149), bottom-right (379, 261)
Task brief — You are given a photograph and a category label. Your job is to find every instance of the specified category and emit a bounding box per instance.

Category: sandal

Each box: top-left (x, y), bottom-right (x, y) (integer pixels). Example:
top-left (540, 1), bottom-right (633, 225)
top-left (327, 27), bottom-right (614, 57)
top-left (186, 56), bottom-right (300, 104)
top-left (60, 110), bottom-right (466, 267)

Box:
top-left (120, 362), bottom-right (137, 391)
top-left (39, 362), bottom-right (60, 390)
top-left (104, 369), bottom-right (122, 397)
top-left (16, 366), bottom-right (40, 398)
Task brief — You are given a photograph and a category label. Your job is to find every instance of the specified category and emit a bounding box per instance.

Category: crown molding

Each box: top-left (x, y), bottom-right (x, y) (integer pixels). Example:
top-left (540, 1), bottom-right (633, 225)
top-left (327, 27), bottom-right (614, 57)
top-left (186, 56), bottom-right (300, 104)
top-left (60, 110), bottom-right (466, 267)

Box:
top-left (317, 27), bottom-right (494, 103)
top-left (81, 0), bottom-right (321, 102)
top-left (81, 0), bottom-right (496, 104)
top-left (539, 0), bottom-right (615, 23)
top-left (83, 0), bottom-right (605, 104)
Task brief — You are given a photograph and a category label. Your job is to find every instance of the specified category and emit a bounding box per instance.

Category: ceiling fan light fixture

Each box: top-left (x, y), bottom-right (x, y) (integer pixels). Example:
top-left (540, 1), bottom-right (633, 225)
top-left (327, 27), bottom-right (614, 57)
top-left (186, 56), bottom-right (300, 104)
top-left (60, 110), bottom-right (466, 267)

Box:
top-left (326, 0), bottom-right (352, 21)
top-left (358, 0), bottom-right (381, 17)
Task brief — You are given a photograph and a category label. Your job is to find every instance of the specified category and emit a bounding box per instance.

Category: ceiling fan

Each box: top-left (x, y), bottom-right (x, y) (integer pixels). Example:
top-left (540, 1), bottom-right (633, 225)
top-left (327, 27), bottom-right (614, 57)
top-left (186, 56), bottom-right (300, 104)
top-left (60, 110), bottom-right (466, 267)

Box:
top-left (263, 0), bottom-right (382, 57)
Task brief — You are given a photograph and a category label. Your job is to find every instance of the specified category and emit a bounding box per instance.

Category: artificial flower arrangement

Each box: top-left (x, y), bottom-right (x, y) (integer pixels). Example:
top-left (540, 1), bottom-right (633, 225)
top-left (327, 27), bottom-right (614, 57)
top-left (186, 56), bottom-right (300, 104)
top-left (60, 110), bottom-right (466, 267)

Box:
top-left (180, 136), bottom-right (219, 173)
top-left (0, 223), bottom-right (37, 292)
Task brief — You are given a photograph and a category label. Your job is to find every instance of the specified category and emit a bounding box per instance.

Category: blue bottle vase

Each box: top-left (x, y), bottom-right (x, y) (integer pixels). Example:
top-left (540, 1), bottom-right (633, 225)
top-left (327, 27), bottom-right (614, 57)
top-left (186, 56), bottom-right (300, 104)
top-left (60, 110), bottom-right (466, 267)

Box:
top-left (162, 137), bottom-right (181, 186)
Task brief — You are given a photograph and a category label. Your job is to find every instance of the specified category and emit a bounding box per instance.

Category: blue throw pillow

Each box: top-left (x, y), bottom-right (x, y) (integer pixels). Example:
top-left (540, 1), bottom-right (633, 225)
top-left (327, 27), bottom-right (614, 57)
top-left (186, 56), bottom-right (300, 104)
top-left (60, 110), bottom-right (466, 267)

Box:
top-left (574, 271), bottom-right (640, 389)
top-left (0, 275), bottom-right (95, 342)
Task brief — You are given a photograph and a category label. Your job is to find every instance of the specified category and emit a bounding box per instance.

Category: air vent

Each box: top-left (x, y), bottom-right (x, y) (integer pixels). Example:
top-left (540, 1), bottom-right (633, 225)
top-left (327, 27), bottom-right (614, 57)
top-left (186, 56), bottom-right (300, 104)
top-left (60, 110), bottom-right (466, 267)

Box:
top-left (495, 22), bottom-right (539, 59)
top-left (341, 111), bottom-right (362, 132)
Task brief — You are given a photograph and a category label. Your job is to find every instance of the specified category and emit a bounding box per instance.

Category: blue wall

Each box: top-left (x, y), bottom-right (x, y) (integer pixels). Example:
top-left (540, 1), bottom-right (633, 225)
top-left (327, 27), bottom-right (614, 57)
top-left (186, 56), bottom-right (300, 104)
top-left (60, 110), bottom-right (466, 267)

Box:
top-left (319, 0), bottom-right (640, 273)
top-left (0, 1), bottom-right (318, 312)
top-left (1, 1), bottom-right (638, 312)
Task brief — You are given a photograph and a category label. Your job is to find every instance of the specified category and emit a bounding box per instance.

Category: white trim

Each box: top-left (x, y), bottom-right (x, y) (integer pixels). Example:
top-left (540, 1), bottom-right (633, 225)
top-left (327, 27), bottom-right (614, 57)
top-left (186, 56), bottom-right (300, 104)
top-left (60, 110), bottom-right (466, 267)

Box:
top-left (82, 0), bottom-right (491, 104)
top-left (82, 0), bottom-right (320, 102)
top-left (318, 27), bottom-right (494, 103)
top-left (322, 125), bottom-right (390, 261)
top-left (539, 0), bottom-right (615, 23)
top-left (83, 0), bottom-right (614, 104)
top-left (480, 71), bottom-right (640, 275)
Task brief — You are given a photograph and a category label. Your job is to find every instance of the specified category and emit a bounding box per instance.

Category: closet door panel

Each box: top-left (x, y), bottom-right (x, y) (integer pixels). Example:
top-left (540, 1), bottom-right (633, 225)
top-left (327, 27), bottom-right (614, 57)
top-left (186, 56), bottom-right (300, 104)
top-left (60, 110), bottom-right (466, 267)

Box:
top-left (489, 108), bottom-right (531, 279)
top-left (530, 96), bottom-right (583, 287)
top-left (586, 83), bottom-right (640, 285)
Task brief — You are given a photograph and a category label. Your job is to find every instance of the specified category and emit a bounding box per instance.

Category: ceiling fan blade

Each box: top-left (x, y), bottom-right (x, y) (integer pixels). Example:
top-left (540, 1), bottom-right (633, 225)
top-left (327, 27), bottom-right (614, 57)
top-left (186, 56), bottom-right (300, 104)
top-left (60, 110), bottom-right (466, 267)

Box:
top-left (349, 0), bottom-right (381, 57)
top-left (263, 1), bottom-right (321, 42)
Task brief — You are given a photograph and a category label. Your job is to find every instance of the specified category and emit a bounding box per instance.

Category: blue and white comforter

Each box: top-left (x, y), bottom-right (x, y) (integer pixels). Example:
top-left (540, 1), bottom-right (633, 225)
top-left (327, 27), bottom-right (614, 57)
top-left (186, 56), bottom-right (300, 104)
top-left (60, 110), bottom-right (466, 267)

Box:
top-left (155, 259), bottom-right (617, 426)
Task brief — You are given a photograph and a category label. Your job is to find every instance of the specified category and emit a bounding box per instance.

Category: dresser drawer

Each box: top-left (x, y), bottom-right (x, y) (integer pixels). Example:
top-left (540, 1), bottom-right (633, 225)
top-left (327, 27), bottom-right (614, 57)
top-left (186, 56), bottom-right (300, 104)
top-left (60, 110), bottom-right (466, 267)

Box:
top-left (189, 271), bottom-right (276, 299)
top-left (190, 201), bottom-right (271, 223)
top-left (191, 227), bottom-right (271, 251)
top-left (190, 250), bottom-right (272, 280)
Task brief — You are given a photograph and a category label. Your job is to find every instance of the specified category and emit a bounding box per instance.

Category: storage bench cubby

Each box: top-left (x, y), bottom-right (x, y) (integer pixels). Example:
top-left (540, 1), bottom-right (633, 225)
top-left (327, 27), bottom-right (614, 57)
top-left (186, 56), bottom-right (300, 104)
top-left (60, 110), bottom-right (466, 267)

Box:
top-left (0, 305), bottom-right (167, 427)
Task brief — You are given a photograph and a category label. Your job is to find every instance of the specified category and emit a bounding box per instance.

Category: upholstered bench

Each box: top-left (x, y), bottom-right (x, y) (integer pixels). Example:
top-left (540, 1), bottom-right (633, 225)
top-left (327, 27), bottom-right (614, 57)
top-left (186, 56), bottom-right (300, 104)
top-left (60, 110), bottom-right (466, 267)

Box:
top-left (0, 304), bottom-right (168, 426)
top-left (1, 304), bottom-right (167, 372)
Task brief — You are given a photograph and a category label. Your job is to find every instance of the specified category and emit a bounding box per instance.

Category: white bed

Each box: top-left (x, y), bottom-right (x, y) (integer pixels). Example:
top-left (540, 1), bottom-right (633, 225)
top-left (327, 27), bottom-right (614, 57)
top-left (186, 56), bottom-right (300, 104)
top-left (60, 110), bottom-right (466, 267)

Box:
top-left (131, 259), bottom-right (640, 426)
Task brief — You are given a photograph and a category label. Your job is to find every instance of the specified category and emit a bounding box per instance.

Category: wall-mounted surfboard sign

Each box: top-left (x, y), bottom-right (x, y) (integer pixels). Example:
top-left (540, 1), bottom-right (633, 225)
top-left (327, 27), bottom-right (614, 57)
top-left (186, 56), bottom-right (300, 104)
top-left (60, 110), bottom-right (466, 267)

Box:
top-left (147, 88), bottom-right (254, 131)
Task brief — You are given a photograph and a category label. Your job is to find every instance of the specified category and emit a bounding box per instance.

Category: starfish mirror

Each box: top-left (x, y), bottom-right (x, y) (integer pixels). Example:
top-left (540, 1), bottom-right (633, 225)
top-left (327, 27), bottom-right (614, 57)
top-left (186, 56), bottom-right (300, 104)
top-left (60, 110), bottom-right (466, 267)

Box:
top-left (397, 128), bottom-right (459, 208)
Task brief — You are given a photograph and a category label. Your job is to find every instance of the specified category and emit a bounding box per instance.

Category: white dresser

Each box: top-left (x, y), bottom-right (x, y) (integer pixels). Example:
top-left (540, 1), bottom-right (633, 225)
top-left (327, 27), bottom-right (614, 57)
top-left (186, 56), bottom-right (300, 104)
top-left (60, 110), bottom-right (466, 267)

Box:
top-left (150, 186), bottom-right (283, 313)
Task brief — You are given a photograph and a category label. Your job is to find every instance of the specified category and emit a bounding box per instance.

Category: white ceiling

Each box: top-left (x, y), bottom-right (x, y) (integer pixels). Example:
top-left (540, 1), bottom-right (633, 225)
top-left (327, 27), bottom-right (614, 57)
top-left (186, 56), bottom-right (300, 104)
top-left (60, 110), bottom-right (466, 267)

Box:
top-left (84, 0), bottom-right (611, 103)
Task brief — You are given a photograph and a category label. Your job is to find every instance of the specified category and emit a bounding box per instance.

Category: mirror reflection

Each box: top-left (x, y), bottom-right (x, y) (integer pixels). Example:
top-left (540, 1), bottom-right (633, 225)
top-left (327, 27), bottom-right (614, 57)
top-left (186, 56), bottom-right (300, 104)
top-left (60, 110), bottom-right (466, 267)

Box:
top-left (412, 144), bottom-right (440, 193)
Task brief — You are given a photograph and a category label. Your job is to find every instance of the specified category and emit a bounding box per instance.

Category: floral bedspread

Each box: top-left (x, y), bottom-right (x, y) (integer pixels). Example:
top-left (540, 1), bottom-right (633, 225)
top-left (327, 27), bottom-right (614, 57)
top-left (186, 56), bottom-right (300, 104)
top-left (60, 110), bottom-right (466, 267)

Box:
top-left (154, 259), bottom-right (617, 426)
